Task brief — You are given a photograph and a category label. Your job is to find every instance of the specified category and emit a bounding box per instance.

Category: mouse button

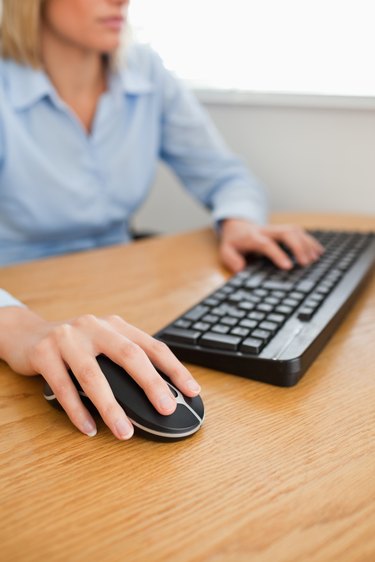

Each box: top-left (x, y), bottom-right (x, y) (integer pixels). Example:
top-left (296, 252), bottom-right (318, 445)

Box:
top-left (157, 372), bottom-right (178, 397)
top-left (161, 404), bottom-right (200, 431)
top-left (182, 395), bottom-right (204, 419)
top-left (167, 383), bottom-right (178, 398)
top-left (168, 404), bottom-right (200, 427)
top-left (128, 403), bottom-right (199, 434)
top-left (96, 356), bottom-right (145, 398)
top-left (111, 376), bottom-right (151, 414)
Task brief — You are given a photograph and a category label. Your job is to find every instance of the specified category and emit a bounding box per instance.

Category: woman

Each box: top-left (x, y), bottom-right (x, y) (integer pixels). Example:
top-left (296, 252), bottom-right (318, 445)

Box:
top-left (0, 0), bottom-right (323, 440)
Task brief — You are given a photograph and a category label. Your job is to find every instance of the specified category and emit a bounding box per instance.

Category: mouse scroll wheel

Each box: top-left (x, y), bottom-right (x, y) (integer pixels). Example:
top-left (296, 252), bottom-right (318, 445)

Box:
top-left (168, 384), bottom-right (178, 398)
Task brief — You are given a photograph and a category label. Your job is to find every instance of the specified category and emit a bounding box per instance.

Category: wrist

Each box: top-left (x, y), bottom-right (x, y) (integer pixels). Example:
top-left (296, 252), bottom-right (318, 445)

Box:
top-left (0, 307), bottom-right (46, 364)
top-left (219, 217), bottom-right (256, 237)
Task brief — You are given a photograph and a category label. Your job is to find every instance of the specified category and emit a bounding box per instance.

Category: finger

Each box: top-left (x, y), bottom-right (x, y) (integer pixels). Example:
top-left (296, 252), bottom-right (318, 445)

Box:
top-left (306, 233), bottom-right (325, 259)
top-left (105, 316), bottom-right (201, 397)
top-left (279, 231), bottom-right (316, 266)
top-left (252, 234), bottom-right (293, 269)
top-left (267, 226), bottom-right (325, 263)
top-left (34, 342), bottom-right (98, 437)
top-left (284, 231), bottom-right (324, 266)
top-left (97, 327), bottom-right (178, 415)
top-left (220, 242), bottom-right (246, 273)
top-left (56, 325), bottom-right (134, 440)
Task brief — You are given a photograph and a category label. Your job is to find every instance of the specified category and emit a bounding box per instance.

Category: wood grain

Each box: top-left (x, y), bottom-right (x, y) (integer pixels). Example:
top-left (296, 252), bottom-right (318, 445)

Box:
top-left (1, 213), bottom-right (374, 562)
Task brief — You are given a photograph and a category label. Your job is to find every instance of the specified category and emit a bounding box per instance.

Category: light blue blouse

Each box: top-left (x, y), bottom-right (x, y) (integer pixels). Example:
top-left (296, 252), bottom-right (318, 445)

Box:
top-left (0, 43), bottom-right (267, 306)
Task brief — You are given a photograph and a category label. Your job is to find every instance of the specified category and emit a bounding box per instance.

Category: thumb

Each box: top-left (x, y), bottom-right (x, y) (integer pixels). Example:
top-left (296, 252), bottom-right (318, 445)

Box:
top-left (220, 243), bottom-right (246, 273)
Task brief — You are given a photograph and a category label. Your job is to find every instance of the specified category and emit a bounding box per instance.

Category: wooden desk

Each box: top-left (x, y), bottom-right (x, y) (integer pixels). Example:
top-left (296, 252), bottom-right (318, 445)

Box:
top-left (1, 214), bottom-right (374, 562)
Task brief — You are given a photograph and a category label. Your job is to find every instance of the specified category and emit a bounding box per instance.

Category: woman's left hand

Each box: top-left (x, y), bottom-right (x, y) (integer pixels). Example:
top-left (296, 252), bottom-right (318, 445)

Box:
top-left (219, 218), bottom-right (324, 273)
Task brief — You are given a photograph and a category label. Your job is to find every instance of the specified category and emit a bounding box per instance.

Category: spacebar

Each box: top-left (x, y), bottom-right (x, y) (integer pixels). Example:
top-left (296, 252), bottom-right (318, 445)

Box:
top-left (200, 332), bottom-right (241, 350)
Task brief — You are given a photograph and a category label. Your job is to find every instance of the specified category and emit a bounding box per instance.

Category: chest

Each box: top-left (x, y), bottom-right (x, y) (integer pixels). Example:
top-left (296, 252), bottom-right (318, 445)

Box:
top-left (0, 93), bottom-right (161, 227)
top-left (66, 95), bottom-right (100, 134)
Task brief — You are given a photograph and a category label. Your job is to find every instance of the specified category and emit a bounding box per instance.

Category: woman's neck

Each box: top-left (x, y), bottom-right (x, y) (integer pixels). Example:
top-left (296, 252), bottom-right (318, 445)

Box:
top-left (41, 26), bottom-right (107, 133)
top-left (41, 25), bottom-right (107, 104)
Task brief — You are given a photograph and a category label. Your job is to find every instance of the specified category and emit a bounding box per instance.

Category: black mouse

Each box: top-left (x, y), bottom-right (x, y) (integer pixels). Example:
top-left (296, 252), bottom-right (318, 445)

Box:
top-left (43, 354), bottom-right (204, 441)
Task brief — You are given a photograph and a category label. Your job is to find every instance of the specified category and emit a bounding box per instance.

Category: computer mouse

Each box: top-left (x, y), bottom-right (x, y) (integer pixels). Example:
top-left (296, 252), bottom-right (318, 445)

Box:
top-left (43, 354), bottom-right (204, 441)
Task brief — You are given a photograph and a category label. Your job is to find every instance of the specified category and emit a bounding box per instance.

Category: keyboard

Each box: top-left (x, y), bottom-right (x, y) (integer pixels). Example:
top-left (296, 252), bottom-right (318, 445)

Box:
top-left (155, 230), bottom-right (375, 387)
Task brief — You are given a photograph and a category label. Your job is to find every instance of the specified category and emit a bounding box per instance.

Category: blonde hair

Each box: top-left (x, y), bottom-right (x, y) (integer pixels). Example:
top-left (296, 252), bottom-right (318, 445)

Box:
top-left (0, 0), bottom-right (130, 69)
top-left (0, 0), bottom-right (44, 68)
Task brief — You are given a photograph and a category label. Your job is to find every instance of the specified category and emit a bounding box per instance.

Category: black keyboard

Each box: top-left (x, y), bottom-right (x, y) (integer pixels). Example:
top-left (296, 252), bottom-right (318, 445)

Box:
top-left (155, 230), bottom-right (375, 387)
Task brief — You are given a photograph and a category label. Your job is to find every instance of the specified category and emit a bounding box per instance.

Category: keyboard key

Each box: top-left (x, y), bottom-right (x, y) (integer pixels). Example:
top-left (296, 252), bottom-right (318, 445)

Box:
top-left (203, 298), bottom-right (220, 307)
top-left (263, 280), bottom-right (294, 291)
top-left (295, 280), bottom-right (316, 293)
top-left (227, 308), bottom-right (246, 319)
top-left (247, 294), bottom-right (262, 304)
top-left (258, 321), bottom-right (278, 333)
top-left (275, 305), bottom-right (293, 315)
top-left (211, 324), bottom-right (230, 334)
top-left (211, 307), bottom-right (227, 317)
top-left (200, 332), bottom-right (241, 350)
top-left (202, 314), bottom-right (220, 324)
top-left (239, 319), bottom-right (258, 329)
top-left (221, 286), bottom-right (233, 294)
top-left (283, 298), bottom-right (299, 308)
top-left (248, 311), bottom-right (266, 321)
top-left (337, 259), bottom-right (352, 271)
top-left (161, 328), bottom-right (201, 344)
top-left (251, 329), bottom-right (271, 341)
top-left (227, 278), bottom-right (243, 288)
top-left (184, 305), bottom-right (209, 321)
top-left (192, 322), bottom-right (211, 331)
top-left (264, 296), bottom-right (280, 306)
top-left (214, 291), bottom-right (228, 300)
top-left (289, 291), bottom-right (305, 301)
top-left (327, 268), bottom-right (343, 279)
top-left (253, 288), bottom-right (268, 297)
top-left (174, 319), bottom-right (192, 329)
top-left (221, 316), bottom-right (238, 326)
top-left (316, 285), bottom-right (331, 295)
top-left (227, 292), bottom-right (244, 303)
top-left (231, 327), bottom-right (250, 337)
top-left (271, 290), bottom-right (287, 299)
top-left (240, 337), bottom-right (264, 354)
top-left (304, 298), bottom-right (322, 308)
top-left (267, 313), bottom-right (285, 324)
top-left (244, 273), bottom-right (267, 288)
top-left (257, 303), bottom-right (274, 313)
top-left (308, 293), bottom-right (325, 303)
top-left (239, 301), bottom-right (255, 311)
top-left (297, 307), bottom-right (315, 321)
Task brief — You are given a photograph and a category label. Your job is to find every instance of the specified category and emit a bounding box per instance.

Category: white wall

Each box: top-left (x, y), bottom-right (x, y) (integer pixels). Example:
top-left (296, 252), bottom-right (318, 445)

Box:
top-left (133, 101), bottom-right (375, 234)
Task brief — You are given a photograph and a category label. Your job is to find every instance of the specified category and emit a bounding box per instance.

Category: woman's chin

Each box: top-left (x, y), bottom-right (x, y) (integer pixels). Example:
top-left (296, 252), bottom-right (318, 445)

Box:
top-left (90, 34), bottom-right (123, 55)
top-left (93, 43), bottom-right (120, 57)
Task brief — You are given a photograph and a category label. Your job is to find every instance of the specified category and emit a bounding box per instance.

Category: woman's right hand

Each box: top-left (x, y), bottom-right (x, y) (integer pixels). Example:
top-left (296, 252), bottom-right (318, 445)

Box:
top-left (0, 307), bottom-right (201, 440)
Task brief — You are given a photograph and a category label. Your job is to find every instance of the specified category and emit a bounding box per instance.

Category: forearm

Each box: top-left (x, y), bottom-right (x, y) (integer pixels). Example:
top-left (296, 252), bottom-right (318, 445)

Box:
top-left (211, 179), bottom-right (268, 227)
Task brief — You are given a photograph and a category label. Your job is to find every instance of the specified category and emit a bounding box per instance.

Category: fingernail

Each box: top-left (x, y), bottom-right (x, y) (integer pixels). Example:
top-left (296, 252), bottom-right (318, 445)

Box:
top-left (115, 419), bottom-right (133, 440)
top-left (159, 394), bottom-right (176, 412)
top-left (187, 380), bottom-right (201, 393)
top-left (82, 420), bottom-right (97, 437)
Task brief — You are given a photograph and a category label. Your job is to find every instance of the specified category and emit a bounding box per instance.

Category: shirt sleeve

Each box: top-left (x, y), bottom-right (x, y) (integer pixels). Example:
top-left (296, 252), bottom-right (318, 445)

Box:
top-left (0, 289), bottom-right (25, 308)
top-left (0, 92), bottom-right (3, 170)
top-left (154, 53), bottom-right (268, 226)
